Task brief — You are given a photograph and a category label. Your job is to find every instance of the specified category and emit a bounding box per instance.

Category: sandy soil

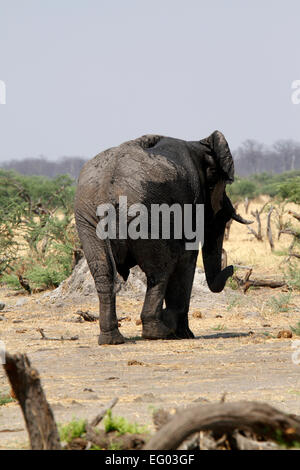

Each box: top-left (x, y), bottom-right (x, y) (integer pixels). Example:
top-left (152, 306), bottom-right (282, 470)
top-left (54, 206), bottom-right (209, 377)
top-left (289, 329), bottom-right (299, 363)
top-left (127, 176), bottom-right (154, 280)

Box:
top-left (0, 282), bottom-right (300, 449)
top-left (0, 197), bottom-right (300, 449)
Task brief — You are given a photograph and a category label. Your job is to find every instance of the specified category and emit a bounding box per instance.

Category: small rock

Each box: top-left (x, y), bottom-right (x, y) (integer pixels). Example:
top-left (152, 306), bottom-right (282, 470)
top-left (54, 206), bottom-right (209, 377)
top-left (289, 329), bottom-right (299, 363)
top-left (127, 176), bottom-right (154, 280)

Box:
top-left (0, 303), bottom-right (5, 310)
top-left (193, 397), bottom-right (210, 404)
top-left (244, 311), bottom-right (261, 318)
top-left (13, 320), bottom-right (24, 324)
top-left (70, 400), bottom-right (83, 406)
top-left (16, 298), bottom-right (28, 307)
top-left (263, 324), bottom-right (271, 327)
top-left (134, 392), bottom-right (158, 403)
top-left (277, 330), bottom-right (292, 339)
top-left (128, 360), bottom-right (146, 366)
top-left (136, 319), bottom-right (142, 326)
top-left (192, 310), bottom-right (203, 319)
top-left (83, 388), bottom-right (95, 392)
top-left (0, 315), bottom-right (6, 321)
top-left (51, 403), bottom-right (66, 411)
top-left (118, 315), bottom-right (131, 322)
top-left (215, 314), bottom-right (223, 318)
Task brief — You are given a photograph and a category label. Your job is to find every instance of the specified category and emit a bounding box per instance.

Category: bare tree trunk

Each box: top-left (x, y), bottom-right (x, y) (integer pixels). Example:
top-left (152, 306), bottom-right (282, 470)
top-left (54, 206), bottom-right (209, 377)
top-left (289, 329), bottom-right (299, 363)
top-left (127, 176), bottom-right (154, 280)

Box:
top-left (3, 353), bottom-right (61, 450)
top-left (248, 210), bottom-right (263, 241)
top-left (244, 197), bottom-right (250, 214)
top-left (267, 206), bottom-right (274, 251)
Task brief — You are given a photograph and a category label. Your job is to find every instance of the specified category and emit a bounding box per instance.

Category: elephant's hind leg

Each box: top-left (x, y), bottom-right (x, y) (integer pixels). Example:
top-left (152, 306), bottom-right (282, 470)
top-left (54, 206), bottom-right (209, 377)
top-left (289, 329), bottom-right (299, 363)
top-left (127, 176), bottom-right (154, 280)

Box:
top-left (163, 252), bottom-right (198, 339)
top-left (76, 220), bottom-right (125, 345)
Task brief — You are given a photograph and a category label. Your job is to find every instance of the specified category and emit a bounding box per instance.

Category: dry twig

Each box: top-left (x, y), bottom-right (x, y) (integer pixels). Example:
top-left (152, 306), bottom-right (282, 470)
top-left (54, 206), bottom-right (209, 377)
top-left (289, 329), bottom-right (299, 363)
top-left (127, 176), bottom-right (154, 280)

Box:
top-left (37, 328), bottom-right (78, 341)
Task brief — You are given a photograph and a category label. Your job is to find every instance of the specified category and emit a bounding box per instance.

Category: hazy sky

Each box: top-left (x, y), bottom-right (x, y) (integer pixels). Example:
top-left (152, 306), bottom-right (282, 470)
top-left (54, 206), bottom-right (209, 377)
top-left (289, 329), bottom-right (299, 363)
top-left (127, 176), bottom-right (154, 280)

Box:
top-left (0, 0), bottom-right (299, 161)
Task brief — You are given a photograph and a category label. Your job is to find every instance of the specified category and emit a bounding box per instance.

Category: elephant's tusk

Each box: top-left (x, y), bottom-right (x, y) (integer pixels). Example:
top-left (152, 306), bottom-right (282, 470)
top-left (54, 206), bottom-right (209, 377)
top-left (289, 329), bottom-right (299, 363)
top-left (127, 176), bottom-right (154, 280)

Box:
top-left (232, 213), bottom-right (253, 225)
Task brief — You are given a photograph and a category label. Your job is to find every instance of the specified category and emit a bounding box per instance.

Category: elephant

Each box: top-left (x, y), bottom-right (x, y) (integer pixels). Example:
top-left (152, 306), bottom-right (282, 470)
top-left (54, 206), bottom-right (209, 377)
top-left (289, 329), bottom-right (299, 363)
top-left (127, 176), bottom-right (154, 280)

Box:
top-left (75, 131), bottom-right (251, 345)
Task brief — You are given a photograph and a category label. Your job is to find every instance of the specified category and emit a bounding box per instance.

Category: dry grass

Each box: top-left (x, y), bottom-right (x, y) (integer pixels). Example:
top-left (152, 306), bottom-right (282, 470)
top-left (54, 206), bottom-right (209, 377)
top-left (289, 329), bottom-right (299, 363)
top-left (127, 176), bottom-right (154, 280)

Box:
top-left (198, 196), bottom-right (300, 277)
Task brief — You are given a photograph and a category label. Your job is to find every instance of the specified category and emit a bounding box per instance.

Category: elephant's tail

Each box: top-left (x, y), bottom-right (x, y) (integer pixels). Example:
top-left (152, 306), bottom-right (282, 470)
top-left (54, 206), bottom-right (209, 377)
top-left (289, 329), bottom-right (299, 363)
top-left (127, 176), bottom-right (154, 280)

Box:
top-left (104, 238), bottom-right (122, 295)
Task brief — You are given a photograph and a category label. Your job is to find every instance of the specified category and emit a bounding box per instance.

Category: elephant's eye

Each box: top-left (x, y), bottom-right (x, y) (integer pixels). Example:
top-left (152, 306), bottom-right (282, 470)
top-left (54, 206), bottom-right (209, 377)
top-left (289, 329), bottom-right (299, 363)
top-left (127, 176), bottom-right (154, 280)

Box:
top-left (207, 167), bottom-right (218, 186)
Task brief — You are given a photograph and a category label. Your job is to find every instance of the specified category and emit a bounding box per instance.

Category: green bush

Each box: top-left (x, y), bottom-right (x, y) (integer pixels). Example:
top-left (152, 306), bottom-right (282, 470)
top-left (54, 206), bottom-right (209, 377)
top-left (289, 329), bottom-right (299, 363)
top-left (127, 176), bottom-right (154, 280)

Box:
top-left (228, 170), bottom-right (300, 202)
top-left (103, 409), bottom-right (147, 435)
top-left (0, 170), bottom-right (79, 291)
top-left (227, 178), bottom-right (258, 202)
top-left (59, 418), bottom-right (86, 443)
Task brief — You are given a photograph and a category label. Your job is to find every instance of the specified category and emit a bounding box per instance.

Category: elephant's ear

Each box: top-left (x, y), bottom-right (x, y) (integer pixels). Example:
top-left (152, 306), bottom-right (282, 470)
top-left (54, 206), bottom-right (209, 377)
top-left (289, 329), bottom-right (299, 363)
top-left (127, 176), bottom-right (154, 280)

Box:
top-left (200, 130), bottom-right (234, 184)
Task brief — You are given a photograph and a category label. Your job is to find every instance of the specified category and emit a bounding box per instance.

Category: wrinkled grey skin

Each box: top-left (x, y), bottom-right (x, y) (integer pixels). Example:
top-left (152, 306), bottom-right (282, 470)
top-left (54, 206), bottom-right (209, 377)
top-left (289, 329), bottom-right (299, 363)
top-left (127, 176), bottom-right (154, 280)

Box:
top-left (75, 131), bottom-right (251, 345)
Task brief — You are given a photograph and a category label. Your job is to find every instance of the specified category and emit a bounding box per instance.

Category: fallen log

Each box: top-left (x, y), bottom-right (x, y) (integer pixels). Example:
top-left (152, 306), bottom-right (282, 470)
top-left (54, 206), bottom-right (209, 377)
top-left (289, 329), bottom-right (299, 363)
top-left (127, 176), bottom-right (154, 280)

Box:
top-left (233, 269), bottom-right (286, 293)
top-left (75, 310), bottom-right (99, 322)
top-left (144, 401), bottom-right (300, 450)
top-left (3, 352), bottom-right (61, 450)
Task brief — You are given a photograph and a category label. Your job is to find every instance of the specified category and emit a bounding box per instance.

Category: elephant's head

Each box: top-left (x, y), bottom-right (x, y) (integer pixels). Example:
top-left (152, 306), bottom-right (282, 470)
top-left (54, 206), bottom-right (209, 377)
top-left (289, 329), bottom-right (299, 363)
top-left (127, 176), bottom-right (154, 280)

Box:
top-left (199, 130), bottom-right (252, 293)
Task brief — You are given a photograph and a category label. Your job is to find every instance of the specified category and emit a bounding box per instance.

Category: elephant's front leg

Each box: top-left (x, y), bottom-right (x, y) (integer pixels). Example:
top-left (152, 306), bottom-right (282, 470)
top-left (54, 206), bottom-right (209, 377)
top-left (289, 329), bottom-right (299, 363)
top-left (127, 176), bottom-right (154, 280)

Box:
top-left (141, 275), bottom-right (175, 340)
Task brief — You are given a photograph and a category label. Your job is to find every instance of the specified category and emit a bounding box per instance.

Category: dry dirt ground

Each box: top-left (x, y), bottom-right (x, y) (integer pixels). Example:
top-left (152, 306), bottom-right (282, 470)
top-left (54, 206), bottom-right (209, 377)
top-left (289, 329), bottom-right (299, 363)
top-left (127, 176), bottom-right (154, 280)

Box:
top-left (0, 197), bottom-right (300, 449)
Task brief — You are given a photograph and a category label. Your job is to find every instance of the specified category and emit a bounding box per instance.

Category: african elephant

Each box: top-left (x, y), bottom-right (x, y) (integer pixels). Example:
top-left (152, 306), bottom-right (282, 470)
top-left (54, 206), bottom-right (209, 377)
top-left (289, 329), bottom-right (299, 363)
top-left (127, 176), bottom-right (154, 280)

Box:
top-left (75, 131), bottom-right (251, 345)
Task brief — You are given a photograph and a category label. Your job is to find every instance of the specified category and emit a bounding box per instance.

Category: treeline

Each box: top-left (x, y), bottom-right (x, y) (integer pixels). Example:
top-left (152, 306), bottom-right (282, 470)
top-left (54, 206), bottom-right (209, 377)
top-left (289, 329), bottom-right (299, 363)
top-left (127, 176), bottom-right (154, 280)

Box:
top-left (234, 139), bottom-right (300, 176)
top-left (1, 138), bottom-right (300, 180)
top-left (0, 156), bottom-right (86, 180)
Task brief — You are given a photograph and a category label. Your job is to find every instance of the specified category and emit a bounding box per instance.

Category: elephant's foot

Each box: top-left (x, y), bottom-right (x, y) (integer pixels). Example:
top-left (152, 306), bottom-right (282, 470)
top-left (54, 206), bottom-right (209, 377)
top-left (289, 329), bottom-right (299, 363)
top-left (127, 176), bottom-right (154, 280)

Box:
top-left (142, 320), bottom-right (175, 340)
top-left (175, 327), bottom-right (195, 339)
top-left (98, 329), bottom-right (125, 345)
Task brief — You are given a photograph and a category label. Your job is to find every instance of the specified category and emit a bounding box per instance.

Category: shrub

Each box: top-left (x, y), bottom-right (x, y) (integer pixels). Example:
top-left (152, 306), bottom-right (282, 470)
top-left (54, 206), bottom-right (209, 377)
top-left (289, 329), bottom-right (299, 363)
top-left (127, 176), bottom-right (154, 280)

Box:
top-left (103, 409), bottom-right (147, 435)
top-left (0, 170), bottom-right (79, 291)
top-left (59, 418), bottom-right (86, 443)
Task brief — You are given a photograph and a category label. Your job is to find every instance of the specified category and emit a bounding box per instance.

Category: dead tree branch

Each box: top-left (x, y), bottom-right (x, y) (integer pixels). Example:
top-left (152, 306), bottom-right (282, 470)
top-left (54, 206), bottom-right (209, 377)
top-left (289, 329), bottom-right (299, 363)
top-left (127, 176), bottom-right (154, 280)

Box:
top-left (144, 401), bottom-right (300, 450)
top-left (37, 328), bottom-right (79, 341)
top-left (248, 210), bottom-right (263, 240)
top-left (288, 210), bottom-right (300, 222)
top-left (233, 269), bottom-right (286, 293)
top-left (267, 206), bottom-right (274, 251)
top-left (75, 310), bottom-right (99, 322)
top-left (244, 197), bottom-right (250, 214)
top-left (248, 202), bottom-right (270, 241)
top-left (90, 398), bottom-right (118, 427)
top-left (3, 352), bottom-right (61, 450)
top-left (279, 229), bottom-right (300, 240)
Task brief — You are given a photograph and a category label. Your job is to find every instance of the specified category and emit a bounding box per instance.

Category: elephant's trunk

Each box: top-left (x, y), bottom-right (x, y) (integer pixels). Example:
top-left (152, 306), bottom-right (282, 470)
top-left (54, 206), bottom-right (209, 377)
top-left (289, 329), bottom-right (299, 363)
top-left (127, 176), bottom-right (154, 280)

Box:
top-left (202, 193), bottom-right (251, 293)
top-left (202, 221), bottom-right (233, 293)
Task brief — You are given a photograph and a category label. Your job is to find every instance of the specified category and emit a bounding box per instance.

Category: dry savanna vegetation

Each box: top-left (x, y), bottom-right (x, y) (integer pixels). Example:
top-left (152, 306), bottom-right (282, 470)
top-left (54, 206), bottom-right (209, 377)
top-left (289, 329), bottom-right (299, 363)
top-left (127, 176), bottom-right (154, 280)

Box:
top-left (0, 169), bottom-right (300, 450)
